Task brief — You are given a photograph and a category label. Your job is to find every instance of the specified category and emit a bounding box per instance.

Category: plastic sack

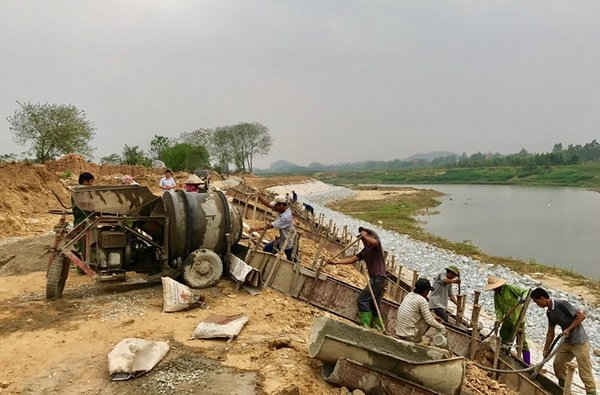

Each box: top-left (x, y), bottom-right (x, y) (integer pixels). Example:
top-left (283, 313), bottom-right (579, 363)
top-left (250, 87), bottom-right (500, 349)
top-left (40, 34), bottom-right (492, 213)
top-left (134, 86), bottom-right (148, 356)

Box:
top-left (161, 277), bottom-right (203, 313)
top-left (108, 338), bottom-right (169, 381)
top-left (191, 314), bottom-right (249, 340)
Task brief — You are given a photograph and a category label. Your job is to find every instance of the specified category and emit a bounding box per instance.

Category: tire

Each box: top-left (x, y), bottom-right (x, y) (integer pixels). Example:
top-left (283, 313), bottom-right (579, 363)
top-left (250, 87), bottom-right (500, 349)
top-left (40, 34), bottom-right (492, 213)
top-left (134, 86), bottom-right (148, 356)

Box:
top-left (46, 256), bottom-right (70, 299)
top-left (183, 249), bottom-right (223, 288)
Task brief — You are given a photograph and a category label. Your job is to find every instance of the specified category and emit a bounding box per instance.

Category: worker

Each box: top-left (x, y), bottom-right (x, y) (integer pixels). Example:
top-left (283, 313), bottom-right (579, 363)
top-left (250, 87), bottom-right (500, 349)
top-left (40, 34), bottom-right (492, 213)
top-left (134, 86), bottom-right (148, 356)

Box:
top-left (327, 226), bottom-right (386, 330)
top-left (78, 172), bottom-right (94, 186)
top-left (249, 195), bottom-right (296, 261)
top-left (396, 278), bottom-right (446, 342)
top-left (183, 174), bottom-right (204, 192)
top-left (429, 266), bottom-right (460, 322)
top-left (74, 172), bottom-right (95, 225)
top-left (159, 169), bottom-right (176, 191)
top-left (291, 190), bottom-right (298, 203)
top-left (531, 287), bottom-right (596, 394)
top-left (485, 276), bottom-right (531, 365)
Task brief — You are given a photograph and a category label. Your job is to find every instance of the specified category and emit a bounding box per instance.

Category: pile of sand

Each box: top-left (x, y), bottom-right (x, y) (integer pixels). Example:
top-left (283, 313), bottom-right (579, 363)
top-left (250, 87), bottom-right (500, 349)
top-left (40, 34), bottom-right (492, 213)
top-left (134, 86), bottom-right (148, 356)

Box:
top-left (463, 362), bottom-right (517, 395)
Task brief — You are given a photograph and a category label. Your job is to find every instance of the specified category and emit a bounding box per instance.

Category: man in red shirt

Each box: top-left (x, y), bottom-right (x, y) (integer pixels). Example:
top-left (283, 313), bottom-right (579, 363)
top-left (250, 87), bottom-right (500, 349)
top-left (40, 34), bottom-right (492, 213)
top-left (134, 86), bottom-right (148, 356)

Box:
top-left (327, 226), bottom-right (387, 329)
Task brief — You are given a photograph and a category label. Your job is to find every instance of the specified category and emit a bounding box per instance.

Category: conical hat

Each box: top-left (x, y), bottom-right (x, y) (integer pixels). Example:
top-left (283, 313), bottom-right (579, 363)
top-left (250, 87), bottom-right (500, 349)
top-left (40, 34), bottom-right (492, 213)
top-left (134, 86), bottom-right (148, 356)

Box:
top-left (485, 276), bottom-right (506, 291)
top-left (184, 174), bottom-right (203, 184)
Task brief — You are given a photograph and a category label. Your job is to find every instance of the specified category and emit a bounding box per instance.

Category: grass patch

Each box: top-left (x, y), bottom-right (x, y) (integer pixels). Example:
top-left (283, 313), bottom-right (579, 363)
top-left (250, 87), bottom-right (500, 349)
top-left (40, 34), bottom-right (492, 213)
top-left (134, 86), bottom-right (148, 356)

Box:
top-left (329, 188), bottom-right (600, 303)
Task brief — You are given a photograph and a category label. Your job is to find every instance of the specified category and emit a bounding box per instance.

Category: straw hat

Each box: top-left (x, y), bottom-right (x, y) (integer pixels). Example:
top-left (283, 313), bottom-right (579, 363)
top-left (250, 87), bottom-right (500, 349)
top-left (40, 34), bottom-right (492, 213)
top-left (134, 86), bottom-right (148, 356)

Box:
top-left (446, 265), bottom-right (460, 276)
top-left (184, 174), bottom-right (203, 184)
top-left (485, 276), bottom-right (506, 291)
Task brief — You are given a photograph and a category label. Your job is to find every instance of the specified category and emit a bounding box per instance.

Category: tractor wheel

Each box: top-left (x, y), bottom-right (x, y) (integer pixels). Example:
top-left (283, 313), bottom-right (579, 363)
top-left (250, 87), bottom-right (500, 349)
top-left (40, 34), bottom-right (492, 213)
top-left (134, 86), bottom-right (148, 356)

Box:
top-left (183, 249), bottom-right (223, 288)
top-left (46, 256), bottom-right (70, 299)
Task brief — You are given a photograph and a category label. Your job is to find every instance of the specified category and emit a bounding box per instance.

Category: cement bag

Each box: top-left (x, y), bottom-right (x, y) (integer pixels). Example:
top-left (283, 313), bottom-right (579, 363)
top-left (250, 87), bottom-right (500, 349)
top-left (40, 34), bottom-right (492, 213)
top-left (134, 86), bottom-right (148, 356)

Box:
top-left (108, 338), bottom-right (169, 381)
top-left (228, 254), bottom-right (254, 283)
top-left (192, 314), bottom-right (249, 340)
top-left (161, 277), bottom-right (204, 313)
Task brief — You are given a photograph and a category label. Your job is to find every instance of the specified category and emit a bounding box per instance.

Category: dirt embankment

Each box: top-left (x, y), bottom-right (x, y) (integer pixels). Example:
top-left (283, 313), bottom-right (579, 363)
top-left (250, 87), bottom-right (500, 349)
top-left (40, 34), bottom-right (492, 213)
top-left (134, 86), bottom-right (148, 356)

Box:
top-left (0, 155), bottom-right (170, 238)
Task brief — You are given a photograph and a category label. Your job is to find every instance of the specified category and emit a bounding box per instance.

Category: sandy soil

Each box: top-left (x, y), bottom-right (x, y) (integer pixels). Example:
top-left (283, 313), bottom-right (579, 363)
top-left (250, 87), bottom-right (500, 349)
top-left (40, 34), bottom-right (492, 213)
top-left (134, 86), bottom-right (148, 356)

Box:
top-left (352, 188), bottom-right (418, 201)
top-left (0, 270), bottom-right (341, 395)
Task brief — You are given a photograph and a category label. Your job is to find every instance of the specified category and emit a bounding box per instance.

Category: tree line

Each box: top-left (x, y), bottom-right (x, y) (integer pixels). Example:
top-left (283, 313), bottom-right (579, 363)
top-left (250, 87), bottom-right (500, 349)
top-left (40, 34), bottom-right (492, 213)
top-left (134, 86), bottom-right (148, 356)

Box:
top-left (4, 101), bottom-right (272, 173)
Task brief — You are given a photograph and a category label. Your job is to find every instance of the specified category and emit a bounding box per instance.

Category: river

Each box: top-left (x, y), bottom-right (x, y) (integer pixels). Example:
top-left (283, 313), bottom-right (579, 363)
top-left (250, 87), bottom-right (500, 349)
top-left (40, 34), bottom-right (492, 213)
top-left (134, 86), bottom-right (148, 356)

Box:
top-left (408, 184), bottom-right (600, 279)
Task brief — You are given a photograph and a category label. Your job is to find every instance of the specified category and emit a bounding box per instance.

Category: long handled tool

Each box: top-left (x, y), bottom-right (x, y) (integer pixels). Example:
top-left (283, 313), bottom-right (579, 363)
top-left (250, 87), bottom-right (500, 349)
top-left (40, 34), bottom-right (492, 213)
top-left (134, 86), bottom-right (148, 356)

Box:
top-left (309, 236), bottom-right (362, 298)
top-left (363, 263), bottom-right (386, 332)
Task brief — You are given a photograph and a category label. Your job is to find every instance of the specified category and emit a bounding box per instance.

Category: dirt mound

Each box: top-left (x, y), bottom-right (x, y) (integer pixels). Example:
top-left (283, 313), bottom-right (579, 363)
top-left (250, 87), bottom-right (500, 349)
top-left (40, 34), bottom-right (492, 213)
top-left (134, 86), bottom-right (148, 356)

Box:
top-left (0, 162), bottom-right (70, 237)
top-left (0, 156), bottom-right (191, 237)
top-left (0, 234), bottom-right (53, 276)
top-left (45, 153), bottom-right (161, 177)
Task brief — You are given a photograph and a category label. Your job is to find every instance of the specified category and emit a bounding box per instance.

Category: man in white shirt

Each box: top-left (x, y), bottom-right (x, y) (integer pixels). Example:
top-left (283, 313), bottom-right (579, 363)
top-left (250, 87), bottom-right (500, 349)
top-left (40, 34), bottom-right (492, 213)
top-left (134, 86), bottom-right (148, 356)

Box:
top-left (396, 278), bottom-right (446, 342)
top-left (159, 169), bottom-right (177, 191)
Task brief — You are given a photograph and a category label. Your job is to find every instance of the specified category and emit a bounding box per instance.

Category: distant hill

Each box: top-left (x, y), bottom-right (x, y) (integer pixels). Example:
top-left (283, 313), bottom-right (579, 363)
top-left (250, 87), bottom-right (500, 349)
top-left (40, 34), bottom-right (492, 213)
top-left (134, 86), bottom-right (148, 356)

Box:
top-left (259, 151), bottom-right (458, 174)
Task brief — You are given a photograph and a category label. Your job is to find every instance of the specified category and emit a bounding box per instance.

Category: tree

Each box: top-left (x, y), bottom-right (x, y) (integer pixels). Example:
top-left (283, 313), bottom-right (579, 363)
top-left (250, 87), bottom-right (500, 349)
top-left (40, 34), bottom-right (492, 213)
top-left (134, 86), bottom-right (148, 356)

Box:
top-left (122, 145), bottom-right (150, 166)
top-left (179, 128), bottom-right (212, 147)
top-left (100, 153), bottom-right (122, 165)
top-left (210, 127), bottom-right (234, 173)
top-left (228, 122), bottom-right (272, 172)
top-left (160, 143), bottom-right (209, 171)
top-left (149, 135), bottom-right (170, 159)
top-left (7, 102), bottom-right (95, 162)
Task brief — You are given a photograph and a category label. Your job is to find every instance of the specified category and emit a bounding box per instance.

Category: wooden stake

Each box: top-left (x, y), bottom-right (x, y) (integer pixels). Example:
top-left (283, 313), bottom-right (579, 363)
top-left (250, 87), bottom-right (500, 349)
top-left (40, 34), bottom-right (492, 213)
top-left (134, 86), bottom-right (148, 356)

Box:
top-left (469, 304), bottom-right (481, 360)
top-left (412, 271), bottom-right (419, 288)
top-left (252, 193), bottom-right (258, 221)
top-left (473, 290), bottom-right (481, 306)
top-left (493, 335), bottom-right (501, 379)
top-left (456, 294), bottom-right (465, 326)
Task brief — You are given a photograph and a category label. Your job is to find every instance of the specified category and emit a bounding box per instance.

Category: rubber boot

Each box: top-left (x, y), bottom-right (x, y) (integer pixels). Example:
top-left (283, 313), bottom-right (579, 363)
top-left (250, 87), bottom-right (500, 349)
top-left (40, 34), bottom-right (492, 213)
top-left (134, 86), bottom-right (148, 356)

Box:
top-left (358, 311), bottom-right (373, 328)
top-left (522, 350), bottom-right (531, 366)
top-left (371, 316), bottom-right (385, 331)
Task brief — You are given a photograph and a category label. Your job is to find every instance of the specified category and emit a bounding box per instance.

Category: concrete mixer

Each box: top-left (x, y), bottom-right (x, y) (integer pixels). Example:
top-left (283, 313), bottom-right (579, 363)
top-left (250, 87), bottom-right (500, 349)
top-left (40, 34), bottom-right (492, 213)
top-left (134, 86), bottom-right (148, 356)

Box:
top-left (46, 185), bottom-right (242, 299)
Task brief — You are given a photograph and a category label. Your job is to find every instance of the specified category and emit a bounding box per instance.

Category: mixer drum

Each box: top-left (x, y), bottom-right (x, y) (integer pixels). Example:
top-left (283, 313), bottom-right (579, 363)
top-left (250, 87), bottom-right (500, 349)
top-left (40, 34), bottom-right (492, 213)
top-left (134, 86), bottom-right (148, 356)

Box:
top-left (162, 190), bottom-right (242, 262)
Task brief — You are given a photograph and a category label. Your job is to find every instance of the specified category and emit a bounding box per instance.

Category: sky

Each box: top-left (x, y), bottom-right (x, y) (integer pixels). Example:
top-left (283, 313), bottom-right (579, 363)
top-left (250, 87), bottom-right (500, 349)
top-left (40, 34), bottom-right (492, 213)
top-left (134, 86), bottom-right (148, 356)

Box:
top-left (1, 0), bottom-right (599, 168)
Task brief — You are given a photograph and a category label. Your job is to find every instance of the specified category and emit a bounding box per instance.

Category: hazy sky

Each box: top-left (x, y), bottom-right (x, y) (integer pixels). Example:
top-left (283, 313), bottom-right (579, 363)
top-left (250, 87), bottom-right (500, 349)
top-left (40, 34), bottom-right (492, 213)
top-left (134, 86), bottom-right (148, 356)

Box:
top-left (1, 1), bottom-right (599, 168)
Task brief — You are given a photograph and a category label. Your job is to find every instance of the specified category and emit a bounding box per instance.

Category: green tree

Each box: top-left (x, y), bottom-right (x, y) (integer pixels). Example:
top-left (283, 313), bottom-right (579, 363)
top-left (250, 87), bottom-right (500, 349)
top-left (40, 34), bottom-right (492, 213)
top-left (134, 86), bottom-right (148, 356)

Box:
top-left (122, 145), bottom-right (150, 166)
top-left (160, 143), bottom-right (209, 171)
top-left (7, 101), bottom-right (95, 162)
top-left (228, 122), bottom-right (272, 172)
top-left (100, 153), bottom-right (122, 165)
top-left (210, 127), bottom-right (234, 173)
top-left (149, 135), bottom-right (171, 159)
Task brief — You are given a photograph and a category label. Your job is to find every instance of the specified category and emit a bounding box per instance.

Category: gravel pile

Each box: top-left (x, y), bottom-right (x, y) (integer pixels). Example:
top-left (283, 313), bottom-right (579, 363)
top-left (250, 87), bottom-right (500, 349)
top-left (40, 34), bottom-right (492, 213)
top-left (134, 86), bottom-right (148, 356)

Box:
top-left (274, 182), bottom-right (600, 381)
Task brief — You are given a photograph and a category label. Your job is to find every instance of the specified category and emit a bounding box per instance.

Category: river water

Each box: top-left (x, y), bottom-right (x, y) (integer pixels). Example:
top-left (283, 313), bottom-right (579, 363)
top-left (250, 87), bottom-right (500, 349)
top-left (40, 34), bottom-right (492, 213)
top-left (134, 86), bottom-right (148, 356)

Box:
top-left (407, 184), bottom-right (600, 279)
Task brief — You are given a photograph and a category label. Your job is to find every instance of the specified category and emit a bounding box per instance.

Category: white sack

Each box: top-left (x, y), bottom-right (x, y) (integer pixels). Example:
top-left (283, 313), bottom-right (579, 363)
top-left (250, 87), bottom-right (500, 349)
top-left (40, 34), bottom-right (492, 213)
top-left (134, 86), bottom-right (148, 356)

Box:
top-left (192, 314), bottom-right (249, 339)
top-left (161, 277), bottom-right (203, 313)
top-left (228, 254), bottom-right (254, 283)
top-left (108, 338), bottom-right (169, 381)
